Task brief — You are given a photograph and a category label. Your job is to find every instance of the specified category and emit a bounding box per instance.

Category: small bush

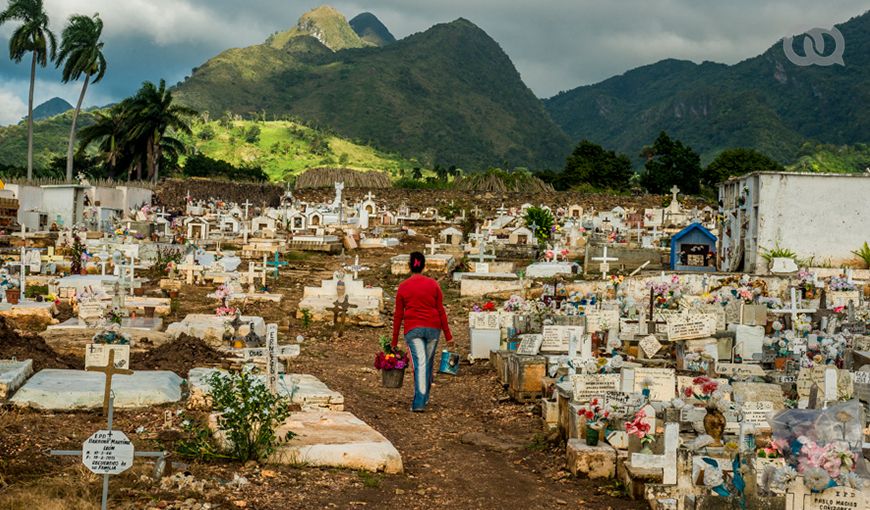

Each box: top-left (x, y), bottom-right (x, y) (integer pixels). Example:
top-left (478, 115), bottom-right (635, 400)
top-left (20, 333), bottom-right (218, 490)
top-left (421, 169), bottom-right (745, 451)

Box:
top-left (207, 368), bottom-right (294, 461)
top-left (523, 206), bottom-right (555, 246)
top-left (760, 243), bottom-right (798, 264)
top-left (852, 242), bottom-right (870, 269)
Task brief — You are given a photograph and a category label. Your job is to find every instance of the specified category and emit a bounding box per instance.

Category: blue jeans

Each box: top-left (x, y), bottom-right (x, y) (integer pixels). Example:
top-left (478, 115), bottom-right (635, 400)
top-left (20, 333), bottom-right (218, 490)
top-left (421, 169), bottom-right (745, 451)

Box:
top-left (405, 327), bottom-right (441, 410)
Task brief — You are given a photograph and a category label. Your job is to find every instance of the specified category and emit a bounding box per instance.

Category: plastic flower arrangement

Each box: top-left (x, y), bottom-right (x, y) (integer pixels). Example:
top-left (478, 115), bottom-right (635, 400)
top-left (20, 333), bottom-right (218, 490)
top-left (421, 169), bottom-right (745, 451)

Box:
top-left (625, 408), bottom-right (655, 448)
top-left (374, 336), bottom-right (409, 371)
top-left (472, 301), bottom-right (497, 312)
top-left (827, 275), bottom-right (857, 292)
top-left (646, 275), bottom-right (683, 309)
top-left (610, 274), bottom-right (624, 289)
top-left (578, 398), bottom-right (610, 426)
top-left (216, 306), bottom-right (238, 317)
top-left (683, 376), bottom-right (732, 412)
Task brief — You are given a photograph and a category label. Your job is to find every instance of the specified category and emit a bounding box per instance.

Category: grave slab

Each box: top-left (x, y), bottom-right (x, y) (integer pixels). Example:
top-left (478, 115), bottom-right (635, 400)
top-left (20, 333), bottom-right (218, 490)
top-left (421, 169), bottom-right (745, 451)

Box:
top-left (166, 314), bottom-right (267, 346)
top-left (0, 301), bottom-right (56, 330)
top-left (188, 368), bottom-right (344, 411)
top-left (10, 369), bottom-right (183, 410)
top-left (0, 359), bottom-right (33, 399)
top-left (525, 261), bottom-right (574, 279)
top-left (566, 439), bottom-right (616, 479)
top-left (213, 410), bottom-right (403, 473)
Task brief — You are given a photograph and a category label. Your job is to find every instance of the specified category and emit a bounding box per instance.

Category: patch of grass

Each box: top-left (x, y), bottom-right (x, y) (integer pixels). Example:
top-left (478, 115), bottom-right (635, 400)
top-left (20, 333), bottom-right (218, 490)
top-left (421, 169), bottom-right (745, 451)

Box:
top-left (357, 470), bottom-right (382, 488)
top-left (0, 469), bottom-right (101, 509)
top-left (525, 433), bottom-right (549, 452)
top-left (595, 480), bottom-right (628, 498)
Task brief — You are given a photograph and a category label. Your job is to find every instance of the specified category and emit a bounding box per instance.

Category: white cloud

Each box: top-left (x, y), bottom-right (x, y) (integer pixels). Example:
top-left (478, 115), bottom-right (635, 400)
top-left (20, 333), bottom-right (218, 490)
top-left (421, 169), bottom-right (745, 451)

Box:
top-left (0, 86), bottom-right (27, 125)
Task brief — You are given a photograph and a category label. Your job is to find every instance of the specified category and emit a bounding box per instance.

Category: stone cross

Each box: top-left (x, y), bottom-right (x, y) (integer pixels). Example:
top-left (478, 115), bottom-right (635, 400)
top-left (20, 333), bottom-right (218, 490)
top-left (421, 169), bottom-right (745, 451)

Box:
top-left (86, 349), bottom-right (133, 416)
top-left (124, 256), bottom-right (140, 297)
top-left (771, 287), bottom-right (817, 330)
top-left (348, 255), bottom-right (363, 280)
top-left (242, 200), bottom-right (252, 220)
top-left (591, 245), bottom-right (619, 279)
top-left (630, 422), bottom-right (678, 485)
top-left (472, 205), bottom-right (481, 218)
top-left (244, 262), bottom-right (262, 294)
top-left (364, 191), bottom-right (375, 202)
top-left (670, 185), bottom-right (680, 205)
top-left (428, 237), bottom-right (438, 256)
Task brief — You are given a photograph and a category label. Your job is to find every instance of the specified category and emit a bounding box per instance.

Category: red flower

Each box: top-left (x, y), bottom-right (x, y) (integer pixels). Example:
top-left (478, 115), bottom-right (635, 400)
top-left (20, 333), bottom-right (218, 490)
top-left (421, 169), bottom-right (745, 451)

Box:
top-left (684, 386), bottom-right (695, 398)
top-left (482, 301), bottom-right (496, 311)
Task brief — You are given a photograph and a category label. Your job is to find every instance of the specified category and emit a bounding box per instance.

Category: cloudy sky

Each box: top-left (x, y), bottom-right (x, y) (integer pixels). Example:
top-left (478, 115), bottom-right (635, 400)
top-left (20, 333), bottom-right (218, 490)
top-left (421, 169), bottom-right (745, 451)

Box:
top-left (0, 0), bottom-right (866, 125)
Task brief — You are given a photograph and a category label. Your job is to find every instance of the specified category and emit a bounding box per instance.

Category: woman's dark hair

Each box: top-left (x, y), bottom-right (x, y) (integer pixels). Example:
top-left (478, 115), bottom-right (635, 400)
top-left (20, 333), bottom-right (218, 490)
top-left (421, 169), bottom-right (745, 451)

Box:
top-left (409, 252), bottom-right (426, 273)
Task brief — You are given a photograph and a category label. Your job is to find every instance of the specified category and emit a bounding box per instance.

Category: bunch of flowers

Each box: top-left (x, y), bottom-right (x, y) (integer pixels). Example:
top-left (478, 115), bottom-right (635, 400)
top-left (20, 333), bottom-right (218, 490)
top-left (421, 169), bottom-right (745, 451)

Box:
top-left (214, 284), bottom-right (233, 302)
top-left (625, 408), bottom-right (655, 447)
top-left (472, 301), bottom-right (497, 312)
top-left (105, 306), bottom-right (124, 325)
top-left (683, 376), bottom-right (732, 412)
top-left (374, 336), bottom-right (409, 371)
top-left (502, 295), bottom-right (526, 312)
top-left (610, 274), bottom-right (624, 289)
top-left (797, 270), bottom-right (817, 291)
top-left (828, 275), bottom-right (857, 292)
top-left (646, 275), bottom-right (683, 309)
top-left (578, 398), bottom-right (611, 426)
top-left (216, 306), bottom-right (238, 317)
top-left (797, 439), bottom-right (862, 491)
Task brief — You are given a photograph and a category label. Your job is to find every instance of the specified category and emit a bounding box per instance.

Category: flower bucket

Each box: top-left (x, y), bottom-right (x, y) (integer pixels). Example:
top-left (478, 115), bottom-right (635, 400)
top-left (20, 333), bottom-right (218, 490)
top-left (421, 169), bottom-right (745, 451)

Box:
top-left (585, 426), bottom-right (600, 446)
top-left (438, 350), bottom-right (460, 375)
top-left (5, 289), bottom-right (19, 304)
top-left (381, 368), bottom-right (405, 388)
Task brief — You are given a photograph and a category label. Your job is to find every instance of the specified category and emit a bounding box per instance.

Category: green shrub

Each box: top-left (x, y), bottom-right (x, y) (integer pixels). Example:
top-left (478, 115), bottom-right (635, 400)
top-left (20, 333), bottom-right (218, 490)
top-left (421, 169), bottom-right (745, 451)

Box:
top-left (206, 368), bottom-right (294, 461)
top-left (523, 206), bottom-right (555, 246)
top-left (760, 243), bottom-right (798, 264)
top-left (852, 242), bottom-right (870, 269)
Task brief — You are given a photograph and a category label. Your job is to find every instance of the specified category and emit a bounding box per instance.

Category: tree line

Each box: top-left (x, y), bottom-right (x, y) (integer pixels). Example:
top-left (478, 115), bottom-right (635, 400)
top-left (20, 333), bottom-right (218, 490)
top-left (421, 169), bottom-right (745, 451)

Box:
top-left (539, 132), bottom-right (784, 195)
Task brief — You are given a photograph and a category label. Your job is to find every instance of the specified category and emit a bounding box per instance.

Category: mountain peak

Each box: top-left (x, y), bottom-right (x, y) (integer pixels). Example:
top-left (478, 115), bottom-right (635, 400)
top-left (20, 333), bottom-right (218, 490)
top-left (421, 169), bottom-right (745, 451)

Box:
top-left (32, 97), bottom-right (73, 121)
top-left (349, 12), bottom-right (395, 47)
top-left (268, 5), bottom-right (370, 52)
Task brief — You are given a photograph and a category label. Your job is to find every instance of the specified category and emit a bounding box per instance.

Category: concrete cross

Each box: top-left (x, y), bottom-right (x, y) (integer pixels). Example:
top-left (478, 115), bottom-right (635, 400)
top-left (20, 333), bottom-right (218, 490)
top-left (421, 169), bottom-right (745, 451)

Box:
top-left (86, 349), bottom-right (133, 416)
top-left (365, 191), bottom-right (375, 201)
top-left (428, 237), bottom-right (438, 256)
top-left (771, 287), bottom-right (817, 330)
top-left (630, 422), bottom-right (678, 485)
top-left (591, 245), bottom-right (619, 279)
top-left (670, 185), bottom-right (680, 204)
top-left (177, 258), bottom-right (203, 285)
top-left (18, 245), bottom-right (27, 301)
top-left (348, 255), bottom-right (363, 280)
top-left (242, 200), bottom-right (252, 220)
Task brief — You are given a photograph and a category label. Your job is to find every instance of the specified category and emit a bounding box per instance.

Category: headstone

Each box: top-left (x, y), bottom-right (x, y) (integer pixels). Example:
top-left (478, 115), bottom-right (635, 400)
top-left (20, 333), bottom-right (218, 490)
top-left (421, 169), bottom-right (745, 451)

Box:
top-left (740, 401), bottom-right (774, 431)
top-left (715, 363), bottom-right (765, 378)
top-left (540, 325), bottom-right (587, 355)
top-left (639, 335), bottom-right (663, 358)
top-left (571, 373), bottom-right (621, 402)
top-left (516, 335), bottom-right (543, 356)
top-left (632, 367), bottom-right (676, 401)
top-left (630, 422), bottom-right (678, 485)
top-left (667, 315), bottom-right (717, 341)
top-left (85, 344), bottom-right (131, 371)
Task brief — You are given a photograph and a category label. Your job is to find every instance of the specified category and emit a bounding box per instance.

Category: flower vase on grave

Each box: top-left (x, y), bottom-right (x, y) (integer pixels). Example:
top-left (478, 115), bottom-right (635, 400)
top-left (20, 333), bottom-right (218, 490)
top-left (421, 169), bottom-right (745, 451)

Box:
top-left (585, 424), bottom-right (601, 446)
top-left (5, 288), bottom-right (19, 304)
top-left (774, 356), bottom-right (788, 370)
top-left (704, 406), bottom-right (726, 447)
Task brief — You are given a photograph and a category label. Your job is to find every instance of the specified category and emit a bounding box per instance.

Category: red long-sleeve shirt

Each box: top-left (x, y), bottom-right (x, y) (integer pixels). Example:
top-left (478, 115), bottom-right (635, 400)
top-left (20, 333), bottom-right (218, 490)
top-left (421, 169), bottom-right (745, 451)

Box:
top-left (391, 274), bottom-right (453, 346)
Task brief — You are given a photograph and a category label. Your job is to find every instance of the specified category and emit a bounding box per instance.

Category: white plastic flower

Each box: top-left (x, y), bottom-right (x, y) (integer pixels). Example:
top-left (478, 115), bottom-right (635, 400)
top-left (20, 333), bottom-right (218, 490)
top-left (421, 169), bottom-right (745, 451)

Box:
top-left (772, 320), bottom-right (783, 331)
top-left (671, 398), bottom-right (686, 410)
top-left (839, 472), bottom-right (864, 490)
top-left (610, 355), bottom-right (624, 369)
top-left (803, 467), bottom-right (832, 492)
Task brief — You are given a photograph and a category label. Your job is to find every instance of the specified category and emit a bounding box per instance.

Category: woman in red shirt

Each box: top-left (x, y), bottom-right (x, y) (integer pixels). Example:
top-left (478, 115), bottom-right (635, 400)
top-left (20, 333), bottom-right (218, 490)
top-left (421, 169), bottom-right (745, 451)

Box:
top-left (391, 251), bottom-right (453, 412)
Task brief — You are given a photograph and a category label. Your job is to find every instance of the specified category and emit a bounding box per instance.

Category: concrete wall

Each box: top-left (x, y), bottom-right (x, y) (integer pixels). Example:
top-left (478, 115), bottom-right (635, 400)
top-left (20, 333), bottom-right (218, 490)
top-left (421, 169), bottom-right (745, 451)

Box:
top-left (720, 172), bottom-right (870, 273)
top-left (5, 184), bottom-right (43, 227)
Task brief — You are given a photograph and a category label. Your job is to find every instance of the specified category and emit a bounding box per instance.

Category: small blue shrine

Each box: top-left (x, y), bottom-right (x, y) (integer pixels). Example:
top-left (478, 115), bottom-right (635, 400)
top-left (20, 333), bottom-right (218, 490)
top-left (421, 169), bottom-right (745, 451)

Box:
top-left (670, 223), bottom-right (717, 272)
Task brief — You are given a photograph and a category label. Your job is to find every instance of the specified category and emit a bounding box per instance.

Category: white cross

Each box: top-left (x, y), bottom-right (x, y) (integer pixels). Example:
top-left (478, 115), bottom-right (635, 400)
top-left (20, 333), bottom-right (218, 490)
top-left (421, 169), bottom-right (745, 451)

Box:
top-left (670, 185), bottom-right (680, 204)
top-left (428, 237), bottom-right (438, 256)
top-left (177, 257), bottom-right (203, 285)
top-left (242, 200), bottom-right (252, 220)
top-left (630, 422), bottom-right (678, 485)
top-left (245, 261), bottom-right (261, 294)
top-left (349, 255), bottom-right (363, 280)
top-left (771, 287), bottom-right (817, 330)
top-left (591, 245), bottom-right (618, 279)
top-left (364, 192), bottom-right (375, 202)
top-left (18, 245), bottom-right (26, 301)
top-left (127, 255), bottom-right (137, 296)
top-left (845, 267), bottom-right (854, 284)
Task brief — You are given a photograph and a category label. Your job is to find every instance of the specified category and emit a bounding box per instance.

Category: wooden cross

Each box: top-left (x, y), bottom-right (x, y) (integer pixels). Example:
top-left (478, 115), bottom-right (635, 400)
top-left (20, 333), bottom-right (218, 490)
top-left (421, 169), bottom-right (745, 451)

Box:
top-left (771, 287), bottom-right (816, 330)
top-left (327, 295), bottom-right (357, 337)
top-left (591, 245), bottom-right (619, 279)
top-left (177, 258), bottom-right (203, 285)
top-left (86, 349), bottom-right (133, 416)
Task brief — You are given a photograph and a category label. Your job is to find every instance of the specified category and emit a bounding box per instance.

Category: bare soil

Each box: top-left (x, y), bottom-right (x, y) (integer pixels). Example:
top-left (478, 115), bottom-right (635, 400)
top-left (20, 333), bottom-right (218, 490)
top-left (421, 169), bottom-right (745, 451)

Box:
top-left (0, 234), bottom-right (634, 509)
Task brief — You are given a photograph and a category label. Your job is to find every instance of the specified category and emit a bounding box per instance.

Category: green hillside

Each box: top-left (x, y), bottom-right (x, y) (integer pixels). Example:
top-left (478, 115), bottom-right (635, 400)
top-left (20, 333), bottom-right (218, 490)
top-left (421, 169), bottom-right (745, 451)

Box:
top-left (545, 10), bottom-right (870, 166)
top-left (173, 9), bottom-right (572, 170)
top-left (0, 110), bottom-right (96, 170)
top-left (183, 119), bottom-right (414, 180)
top-left (32, 97), bottom-right (73, 121)
top-left (786, 143), bottom-right (870, 173)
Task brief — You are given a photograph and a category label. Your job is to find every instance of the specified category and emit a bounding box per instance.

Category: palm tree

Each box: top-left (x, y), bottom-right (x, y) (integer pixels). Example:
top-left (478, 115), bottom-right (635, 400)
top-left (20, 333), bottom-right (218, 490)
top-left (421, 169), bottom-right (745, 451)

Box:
top-left (0, 0), bottom-right (57, 181)
top-left (78, 106), bottom-right (131, 178)
top-left (56, 13), bottom-right (107, 182)
top-left (127, 80), bottom-right (195, 183)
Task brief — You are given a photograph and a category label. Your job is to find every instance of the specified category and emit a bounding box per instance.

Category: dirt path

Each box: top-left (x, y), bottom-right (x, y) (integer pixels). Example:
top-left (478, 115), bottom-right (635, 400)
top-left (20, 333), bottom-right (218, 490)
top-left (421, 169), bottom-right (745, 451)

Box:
top-left (0, 238), bottom-right (633, 509)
